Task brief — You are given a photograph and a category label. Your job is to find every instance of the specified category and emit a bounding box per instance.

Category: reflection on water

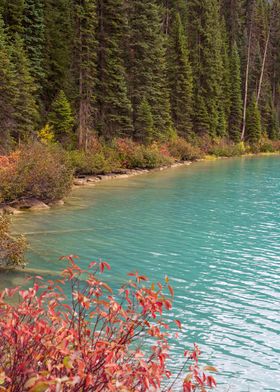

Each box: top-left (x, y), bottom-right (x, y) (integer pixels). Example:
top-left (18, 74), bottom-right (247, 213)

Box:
top-left (3, 156), bottom-right (280, 391)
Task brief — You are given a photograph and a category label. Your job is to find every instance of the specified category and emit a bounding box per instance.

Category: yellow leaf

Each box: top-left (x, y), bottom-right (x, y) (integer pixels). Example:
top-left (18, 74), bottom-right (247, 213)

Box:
top-left (203, 365), bottom-right (218, 373)
top-left (184, 373), bottom-right (192, 383)
top-left (24, 377), bottom-right (38, 389)
top-left (165, 275), bottom-right (169, 283)
top-left (0, 371), bottom-right (5, 385)
top-left (151, 283), bottom-right (155, 291)
top-left (30, 382), bottom-right (49, 392)
top-left (63, 356), bottom-right (73, 369)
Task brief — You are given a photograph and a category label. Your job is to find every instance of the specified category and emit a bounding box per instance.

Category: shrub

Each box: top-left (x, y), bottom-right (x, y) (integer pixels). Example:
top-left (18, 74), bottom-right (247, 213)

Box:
top-left (68, 149), bottom-right (120, 175)
top-left (0, 256), bottom-right (217, 391)
top-left (0, 143), bottom-right (73, 203)
top-left (114, 138), bottom-right (173, 169)
top-left (0, 215), bottom-right (27, 268)
top-left (209, 139), bottom-right (245, 157)
top-left (167, 138), bottom-right (203, 161)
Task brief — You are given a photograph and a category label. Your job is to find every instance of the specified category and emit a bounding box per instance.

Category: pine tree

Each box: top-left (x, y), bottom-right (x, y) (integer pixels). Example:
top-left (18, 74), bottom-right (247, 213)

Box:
top-left (187, 0), bottom-right (225, 137)
top-left (0, 17), bottom-right (15, 150)
top-left (23, 0), bottom-right (45, 86)
top-left (229, 42), bottom-right (243, 141)
top-left (167, 12), bottom-right (193, 138)
top-left (2, 0), bottom-right (25, 35)
top-left (220, 18), bottom-right (231, 136)
top-left (73, 0), bottom-right (98, 149)
top-left (43, 0), bottom-right (74, 102)
top-left (194, 94), bottom-right (210, 135)
top-left (96, 0), bottom-right (132, 139)
top-left (127, 0), bottom-right (172, 142)
top-left (10, 35), bottom-right (39, 143)
top-left (48, 90), bottom-right (74, 143)
top-left (134, 98), bottom-right (154, 143)
top-left (246, 94), bottom-right (262, 142)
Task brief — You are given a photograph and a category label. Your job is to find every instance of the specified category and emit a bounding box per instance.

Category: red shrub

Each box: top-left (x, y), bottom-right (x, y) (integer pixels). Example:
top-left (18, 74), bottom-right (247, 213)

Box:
top-left (0, 257), bottom-right (217, 391)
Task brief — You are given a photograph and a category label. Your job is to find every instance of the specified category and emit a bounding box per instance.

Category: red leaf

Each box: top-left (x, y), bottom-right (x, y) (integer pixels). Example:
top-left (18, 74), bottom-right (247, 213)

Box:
top-left (174, 319), bottom-right (182, 329)
top-left (168, 284), bottom-right (174, 297)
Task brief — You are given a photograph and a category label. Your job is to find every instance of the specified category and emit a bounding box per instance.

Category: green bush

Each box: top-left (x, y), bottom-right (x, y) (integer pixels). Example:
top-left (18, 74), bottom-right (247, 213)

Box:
top-left (68, 149), bottom-right (121, 175)
top-left (0, 215), bottom-right (27, 269)
top-left (0, 143), bottom-right (73, 203)
top-left (209, 140), bottom-right (245, 157)
top-left (167, 137), bottom-right (203, 161)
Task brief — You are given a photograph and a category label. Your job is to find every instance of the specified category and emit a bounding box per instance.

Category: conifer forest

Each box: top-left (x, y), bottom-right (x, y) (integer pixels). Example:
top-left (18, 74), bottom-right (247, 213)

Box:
top-left (0, 0), bottom-right (280, 151)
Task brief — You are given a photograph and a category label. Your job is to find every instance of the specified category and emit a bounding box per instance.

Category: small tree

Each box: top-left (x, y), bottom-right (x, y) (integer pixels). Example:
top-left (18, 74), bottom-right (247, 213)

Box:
top-left (48, 90), bottom-right (74, 144)
top-left (134, 98), bottom-right (155, 143)
top-left (0, 215), bottom-right (27, 268)
top-left (246, 94), bottom-right (262, 143)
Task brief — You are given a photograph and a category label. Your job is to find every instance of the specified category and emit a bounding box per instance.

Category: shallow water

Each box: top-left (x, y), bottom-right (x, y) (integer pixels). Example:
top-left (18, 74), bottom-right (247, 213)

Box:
top-left (4, 156), bottom-right (280, 391)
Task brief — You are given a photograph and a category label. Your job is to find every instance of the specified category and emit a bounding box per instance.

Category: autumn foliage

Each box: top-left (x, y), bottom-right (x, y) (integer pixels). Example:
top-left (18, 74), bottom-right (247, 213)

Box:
top-left (0, 257), bottom-right (217, 391)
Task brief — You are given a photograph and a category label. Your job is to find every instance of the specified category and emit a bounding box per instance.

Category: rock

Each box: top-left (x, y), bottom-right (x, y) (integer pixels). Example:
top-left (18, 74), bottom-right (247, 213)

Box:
top-left (48, 199), bottom-right (65, 207)
top-left (73, 178), bottom-right (88, 186)
top-left (87, 176), bottom-right (101, 183)
top-left (3, 206), bottom-right (22, 215)
top-left (10, 198), bottom-right (50, 211)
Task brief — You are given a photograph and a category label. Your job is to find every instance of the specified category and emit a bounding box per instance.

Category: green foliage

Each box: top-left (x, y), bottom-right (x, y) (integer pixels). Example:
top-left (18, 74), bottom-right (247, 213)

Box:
top-left (0, 17), bottom-right (15, 150)
top-left (68, 149), bottom-right (119, 175)
top-left (0, 143), bottom-right (73, 202)
top-left (187, 0), bottom-right (225, 137)
top-left (23, 0), bottom-right (45, 86)
top-left (229, 42), bottom-right (243, 142)
top-left (209, 139), bottom-right (246, 157)
top-left (96, 0), bottom-right (132, 139)
top-left (0, 0), bottom-right (280, 152)
top-left (0, 215), bottom-right (27, 269)
top-left (246, 95), bottom-right (262, 143)
top-left (1, 0), bottom-right (25, 35)
top-left (73, 0), bottom-right (98, 148)
top-left (37, 123), bottom-right (56, 144)
top-left (134, 98), bottom-right (155, 144)
top-left (48, 90), bottom-right (74, 144)
top-left (10, 35), bottom-right (39, 142)
top-left (43, 0), bottom-right (73, 100)
top-left (167, 12), bottom-right (193, 137)
top-left (127, 0), bottom-right (172, 141)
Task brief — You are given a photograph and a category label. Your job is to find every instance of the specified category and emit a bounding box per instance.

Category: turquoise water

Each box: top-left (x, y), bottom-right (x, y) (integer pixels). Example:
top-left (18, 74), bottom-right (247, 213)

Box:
top-left (4, 156), bottom-right (280, 391)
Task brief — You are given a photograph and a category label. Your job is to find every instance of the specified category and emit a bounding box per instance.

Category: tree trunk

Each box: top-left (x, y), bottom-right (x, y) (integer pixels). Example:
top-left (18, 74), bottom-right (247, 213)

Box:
top-left (257, 28), bottom-right (271, 105)
top-left (241, 23), bottom-right (253, 141)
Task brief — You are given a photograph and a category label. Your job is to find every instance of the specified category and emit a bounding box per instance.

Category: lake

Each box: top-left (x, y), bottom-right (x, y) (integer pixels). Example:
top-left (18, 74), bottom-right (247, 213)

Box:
top-left (4, 156), bottom-right (280, 391)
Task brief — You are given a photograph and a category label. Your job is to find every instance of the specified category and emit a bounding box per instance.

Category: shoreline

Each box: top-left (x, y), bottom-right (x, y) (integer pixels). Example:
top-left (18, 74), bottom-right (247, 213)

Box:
top-left (0, 161), bottom-right (193, 215)
top-left (1, 152), bottom-right (279, 216)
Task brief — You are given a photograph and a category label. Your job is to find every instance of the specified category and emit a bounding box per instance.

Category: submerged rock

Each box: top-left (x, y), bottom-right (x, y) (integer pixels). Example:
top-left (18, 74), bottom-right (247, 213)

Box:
top-left (10, 198), bottom-right (50, 211)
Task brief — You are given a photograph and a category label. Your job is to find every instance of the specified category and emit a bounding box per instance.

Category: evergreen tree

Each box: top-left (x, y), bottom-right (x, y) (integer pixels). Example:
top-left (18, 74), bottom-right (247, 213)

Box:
top-left (167, 12), bottom-right (193, 138)
top-left (0, 17), bottom-right (15, 150)
top-left (134, 98), bottom-right (154, 143)
top-left (73, 0), bottom-right (98, 149)
top-left (10, 35), bottom-right (39, 143)
top-left (194, 94), bottom-right (210, 135)
top-left (246, 94), bottom-right (262, 142)
top-left (187, 0), bottom-right (225, 137)
top-left (2, 0), bottom-right (25, 35)
top-left (222, 0), bottom-right (245, 46)
top-left (96, 0), bottom-right (132, 139)
top-left (23, 0), bottom-right (45, 86)
top-left (48, 90), bottom-right (74, 143)
top-left (229, 42), bottom-right (243, 141)
top-left (43, 0), bottom-right (73, 102)
top-left (220, 19), bottom-right (231, 134)
top-left (127, 0), bottom-right (172, 142)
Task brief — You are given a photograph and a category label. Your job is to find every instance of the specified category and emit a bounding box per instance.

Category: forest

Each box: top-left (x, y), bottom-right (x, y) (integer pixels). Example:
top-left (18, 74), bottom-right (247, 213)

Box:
top-left (0, 0), bottom-right (279, 152)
